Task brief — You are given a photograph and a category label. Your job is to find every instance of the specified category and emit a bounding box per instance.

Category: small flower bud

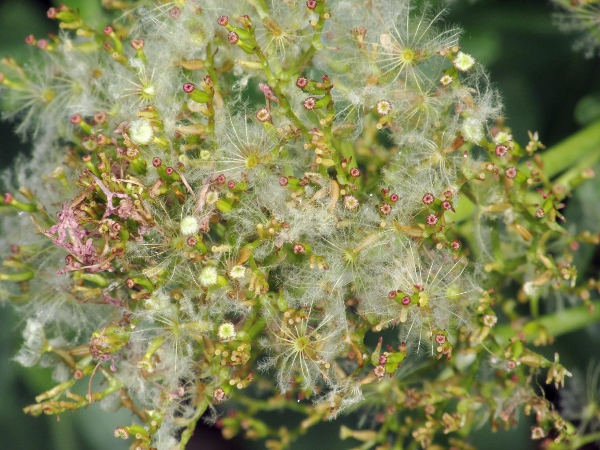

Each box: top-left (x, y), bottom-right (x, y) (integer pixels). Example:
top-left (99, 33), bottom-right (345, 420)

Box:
top-left (131, 38), bottom-right (144, 50)
top-left (104, 26), bottom-right (113, 35)
top-left (343, 195), bottom-right (359, 210)
top-left (47, 7), bottom-right (57, 19)
top-left (453, 52), bottom-right (475, 71)
top-left (390, 194), bottom-right (399, 202)
top-left (152, 157), bottom-right (162, 167)
top-left (440, 74), bottom-right (453, 86)
top-left (376, 100), bottom-right (392, 116)
top-left (228, 31), bottom-right (239, 44)
top-left (350, 167), bottom-right (360, 178)
top-left (279, 176), bottom-right (289, 186)
top-left (442, 200), bottom-right (452, 210)
top-left (401, 296), bottom-right (411, 306)
top-left (495, 144), bottom-right (508, 157)
top-left (293, 243), bottom-right (306, 254)
top-left (388, 290), bottom-right (397, 299)
top-left (296, 77), bottom-right (308, 89)
top-left (70, 114), bottom-right (82, 125)
top-left (505, 166), bottom-right (517, 179)
top-left (169, 7), bottom-right (181, 19)
top-left (303, 97), bottom-right (316, 110)
top-left (379, 203), bottom-right (391, 215)
top-left (373, 364), bottom-right (386, 379)
top-left (114, 427), bottom-right (129, 439)
top-left (227, 180), bottom-right (236, 188)
top-left (435, 333), bottom-right (446, 345)
top-left (256, 107), bottom-right (271, 122)
top-left (451, 240), bottom-right (461, 251)
top-left (217, 16), bottom-right (229, 26)
top-left (422, 193), bottom-right (434, 205)
top-left (483, 314), bottom-right (497, 327)
top-left (213, 387), bottom-right (227, 403)
top-left (426, 214), bottom-right (438, 226)
top-left (183, 83), bottom-right (195, 93)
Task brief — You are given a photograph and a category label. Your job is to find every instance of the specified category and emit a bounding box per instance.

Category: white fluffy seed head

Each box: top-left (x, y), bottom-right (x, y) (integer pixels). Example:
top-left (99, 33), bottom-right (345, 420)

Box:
top-left (180, 215), bottom-right (199, 236)
top-left (229, 265), bottom-right (246, 279)
top-left (453, 52), bottom-right (475, 72)
top-left (199, 266), bottom-right (218, 287)
top-left (129, 118), bottom-right (154, 145)
top-left (218, 322), bottom-right (236, 340)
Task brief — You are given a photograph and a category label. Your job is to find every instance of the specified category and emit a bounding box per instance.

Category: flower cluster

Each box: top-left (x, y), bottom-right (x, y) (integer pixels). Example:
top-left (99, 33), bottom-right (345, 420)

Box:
top-left (0, 1), bottom-right (597, 449)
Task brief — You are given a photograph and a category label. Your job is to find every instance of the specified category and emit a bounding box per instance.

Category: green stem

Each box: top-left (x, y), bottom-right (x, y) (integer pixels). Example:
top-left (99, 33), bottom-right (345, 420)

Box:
top-left (526, 118), bottom-right (600, 179)
top-left (178, 400), bottom-right (209, 448)
top-left (454, 119), bottom-right (600, 223)
top-left (494, 301), bottom-right (600, 345)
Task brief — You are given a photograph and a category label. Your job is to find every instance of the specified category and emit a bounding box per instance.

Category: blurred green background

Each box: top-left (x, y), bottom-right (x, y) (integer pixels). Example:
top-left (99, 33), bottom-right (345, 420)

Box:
top-left (0, 0), bottom-right (599, 449)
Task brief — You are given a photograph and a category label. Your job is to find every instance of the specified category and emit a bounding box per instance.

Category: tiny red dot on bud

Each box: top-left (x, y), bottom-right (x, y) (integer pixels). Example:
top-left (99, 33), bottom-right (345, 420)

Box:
top-left (293, 243), bottom-right (306, 254)
top-left (388, 290), bottom-right (397, 299)
top-left (306, 0), bottom-right (318, 10)
top-left (165, 166), bottom-right (174, 175)
top-left (152, 157), bottom-right (162, 167)
top-left (422, 193), bottom-right (434, 205)
top-left (104, 26), bottom-right (113, 35)
top-left (94, 111), bottom-right (106, 124)
top-left (228, 31), bottom-right (239, 44)
top-left (401, 296), bottom-right (411, 306)
top-left (131, 38), bottom-right (144, 50)
top-left (495, 144), bottom-right (508, 157)
top-left (216, 174), bottom-right (226, 184)
top-left (183, 83), bottom-right (195, 93)
top-left (3, 193), bottom-right (13, 204)
top-left (296, 77), bottom-right (308, 89)
top-left (256, 107), bottom-right (271, 123)
top-left (350, 167), bottom-right (360, 178)
top-left (390, 194), bottom-right (399, 202)
top-left (217, 16), bottom-right (229, 26)
top-left (25, 35), bottom-right (35, 44)
top-left (279, 176), bottom-right (289, 186)
top-left (47, 7), bottom-right (57, 19)
top-left (379, 203), bottom-right (392, 215)
top-left (70, 114), bottom-right (82, 125)
top-left (426, 213), bottom-right (438, 226)
top-left (169, 7), bottom-right (181, 19)
top-left (303, 97), bottom-right (316, 110)
top-left (505, 166), bottom-right (517, 179)
top-left (227, 180), bottom-right (236, 188)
